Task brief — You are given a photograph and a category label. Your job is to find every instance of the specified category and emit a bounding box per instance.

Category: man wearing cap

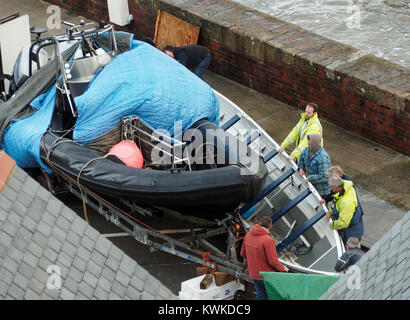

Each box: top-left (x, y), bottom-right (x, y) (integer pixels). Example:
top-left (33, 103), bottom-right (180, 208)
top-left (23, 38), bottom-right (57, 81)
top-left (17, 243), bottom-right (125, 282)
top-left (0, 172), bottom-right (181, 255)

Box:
top-left (278, 103), bottom-right (323, 162)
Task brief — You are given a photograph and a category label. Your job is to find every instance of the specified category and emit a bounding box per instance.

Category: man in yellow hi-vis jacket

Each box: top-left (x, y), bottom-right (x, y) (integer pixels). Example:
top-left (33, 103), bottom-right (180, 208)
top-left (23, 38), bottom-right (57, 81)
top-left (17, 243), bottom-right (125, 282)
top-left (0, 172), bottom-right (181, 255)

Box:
top-left (278, 103), bottom-right (323, 162)
top-left (326, 176), bottom-right (364, 244)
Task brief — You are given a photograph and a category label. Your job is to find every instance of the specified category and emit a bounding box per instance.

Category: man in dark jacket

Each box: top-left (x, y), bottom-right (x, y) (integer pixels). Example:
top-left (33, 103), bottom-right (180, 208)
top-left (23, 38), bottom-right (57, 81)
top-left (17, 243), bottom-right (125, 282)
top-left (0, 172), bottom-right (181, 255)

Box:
top-left (240, 216), bottom-right (289, 300)
top-left (335, 237), bottom-right (365, 272)
top-left (162, 44), bottom-right (212, 80)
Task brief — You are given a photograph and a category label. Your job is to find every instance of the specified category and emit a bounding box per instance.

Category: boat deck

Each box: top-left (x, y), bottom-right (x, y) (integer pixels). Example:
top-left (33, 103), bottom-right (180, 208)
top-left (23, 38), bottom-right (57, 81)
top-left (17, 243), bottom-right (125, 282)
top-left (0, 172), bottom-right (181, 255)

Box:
top-left (206, 72), bottom-right (408, 249)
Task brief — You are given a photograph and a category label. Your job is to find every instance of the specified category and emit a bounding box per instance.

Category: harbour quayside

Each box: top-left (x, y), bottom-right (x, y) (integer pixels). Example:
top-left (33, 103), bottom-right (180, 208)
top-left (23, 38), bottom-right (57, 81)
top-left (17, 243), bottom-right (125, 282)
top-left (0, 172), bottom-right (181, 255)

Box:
top-left (0, 20), bottom-right (344, 282)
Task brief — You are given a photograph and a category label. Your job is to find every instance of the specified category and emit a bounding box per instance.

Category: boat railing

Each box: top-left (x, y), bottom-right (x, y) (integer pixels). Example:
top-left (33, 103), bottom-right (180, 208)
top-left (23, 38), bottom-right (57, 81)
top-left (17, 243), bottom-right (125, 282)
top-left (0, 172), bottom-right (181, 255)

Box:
top-left (122, 117), bottom-right (192, 171)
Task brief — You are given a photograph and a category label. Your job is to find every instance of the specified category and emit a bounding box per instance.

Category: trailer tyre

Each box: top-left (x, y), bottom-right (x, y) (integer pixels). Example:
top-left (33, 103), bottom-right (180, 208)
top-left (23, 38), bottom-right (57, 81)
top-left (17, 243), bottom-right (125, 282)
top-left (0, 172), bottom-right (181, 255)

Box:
top-left (233, 289), bottom-right (246, 300)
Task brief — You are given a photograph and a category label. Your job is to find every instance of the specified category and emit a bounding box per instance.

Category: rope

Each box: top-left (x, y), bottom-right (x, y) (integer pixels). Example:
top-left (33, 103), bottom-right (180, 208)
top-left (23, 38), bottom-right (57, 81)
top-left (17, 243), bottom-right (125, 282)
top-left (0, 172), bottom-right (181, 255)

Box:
top-left (41, 134), bottom-right (220, 273)
top-left (41, 135), bottom-right (167, 233)
top-left (76, 154), bottom-right (112, 224)
top-left (200, 251), bottom-right (217, 275)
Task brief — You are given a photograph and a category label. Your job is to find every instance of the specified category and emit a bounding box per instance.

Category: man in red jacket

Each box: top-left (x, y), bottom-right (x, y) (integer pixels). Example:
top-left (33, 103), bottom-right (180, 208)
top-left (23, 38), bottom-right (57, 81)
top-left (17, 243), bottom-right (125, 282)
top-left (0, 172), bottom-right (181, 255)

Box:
top-left (241, 216), bottom-right (289, 300)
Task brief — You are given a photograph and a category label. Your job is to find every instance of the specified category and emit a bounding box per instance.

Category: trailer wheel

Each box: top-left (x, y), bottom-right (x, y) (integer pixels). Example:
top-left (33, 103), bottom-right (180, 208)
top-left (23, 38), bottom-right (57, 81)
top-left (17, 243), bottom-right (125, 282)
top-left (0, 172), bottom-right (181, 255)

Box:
top-left (233, 289), bottom-right (246, 300)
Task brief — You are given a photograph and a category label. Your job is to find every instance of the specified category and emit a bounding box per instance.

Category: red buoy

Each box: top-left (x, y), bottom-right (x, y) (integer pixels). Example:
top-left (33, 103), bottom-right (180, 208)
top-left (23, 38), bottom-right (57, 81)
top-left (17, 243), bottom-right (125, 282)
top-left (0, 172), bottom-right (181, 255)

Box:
top-left (109, 140), bottom-right (144, 168)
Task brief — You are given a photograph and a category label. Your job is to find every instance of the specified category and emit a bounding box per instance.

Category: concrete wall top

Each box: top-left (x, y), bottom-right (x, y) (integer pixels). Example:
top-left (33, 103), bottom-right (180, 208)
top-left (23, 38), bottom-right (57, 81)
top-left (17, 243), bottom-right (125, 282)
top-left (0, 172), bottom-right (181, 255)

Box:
top-left (144, 0), bottom-right (409, 113)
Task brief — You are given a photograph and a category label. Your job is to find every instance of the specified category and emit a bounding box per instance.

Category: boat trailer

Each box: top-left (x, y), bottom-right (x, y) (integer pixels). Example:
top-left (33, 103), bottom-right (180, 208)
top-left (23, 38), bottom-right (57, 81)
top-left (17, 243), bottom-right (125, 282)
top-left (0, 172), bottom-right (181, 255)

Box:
top-left (41, 166), bottom-right (252, 282)
top-left (36, 112), bottom-right (340, 282)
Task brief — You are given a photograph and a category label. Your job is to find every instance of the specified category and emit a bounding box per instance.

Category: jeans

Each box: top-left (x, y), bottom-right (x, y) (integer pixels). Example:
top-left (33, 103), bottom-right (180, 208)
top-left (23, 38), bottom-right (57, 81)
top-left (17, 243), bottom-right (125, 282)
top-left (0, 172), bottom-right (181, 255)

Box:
top-left (252, 279), bottom-right (268, 300)
top-left (193, 53), bottom-right (212, 80)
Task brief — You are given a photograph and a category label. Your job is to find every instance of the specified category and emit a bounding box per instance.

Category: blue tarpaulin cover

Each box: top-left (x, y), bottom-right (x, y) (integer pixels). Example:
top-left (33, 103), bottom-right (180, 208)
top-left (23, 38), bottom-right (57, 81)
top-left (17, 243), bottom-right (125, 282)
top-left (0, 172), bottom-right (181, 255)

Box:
top-left (1, 37), bottom-right (219, 171)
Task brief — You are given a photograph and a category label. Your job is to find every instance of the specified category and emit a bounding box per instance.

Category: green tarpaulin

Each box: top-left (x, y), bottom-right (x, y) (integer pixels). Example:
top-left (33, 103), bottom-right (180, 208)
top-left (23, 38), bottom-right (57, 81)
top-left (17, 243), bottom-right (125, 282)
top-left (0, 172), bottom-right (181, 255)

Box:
top-left (260, 272), bottom-right (341, 300)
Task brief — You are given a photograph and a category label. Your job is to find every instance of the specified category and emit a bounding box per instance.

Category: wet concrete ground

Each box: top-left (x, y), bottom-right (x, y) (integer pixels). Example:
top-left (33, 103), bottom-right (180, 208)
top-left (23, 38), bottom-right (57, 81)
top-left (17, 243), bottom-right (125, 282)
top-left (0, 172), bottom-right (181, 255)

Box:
top-left (2, 0), bottom-right (409, 297)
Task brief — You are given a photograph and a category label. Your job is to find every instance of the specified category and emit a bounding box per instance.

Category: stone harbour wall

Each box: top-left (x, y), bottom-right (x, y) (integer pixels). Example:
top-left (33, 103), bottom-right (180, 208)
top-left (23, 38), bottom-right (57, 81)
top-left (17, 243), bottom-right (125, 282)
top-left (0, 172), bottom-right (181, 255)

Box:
top-left (45, 0), bottom-right (410, 156)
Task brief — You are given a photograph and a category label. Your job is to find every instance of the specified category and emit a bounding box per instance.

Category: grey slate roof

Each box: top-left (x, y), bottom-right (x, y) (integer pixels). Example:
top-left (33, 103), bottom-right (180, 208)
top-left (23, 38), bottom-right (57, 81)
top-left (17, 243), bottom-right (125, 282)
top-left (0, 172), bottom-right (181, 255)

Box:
top-left (320, 210), bottom-right (409, 300)
top-left (0, 165), bottom-right (177, 300)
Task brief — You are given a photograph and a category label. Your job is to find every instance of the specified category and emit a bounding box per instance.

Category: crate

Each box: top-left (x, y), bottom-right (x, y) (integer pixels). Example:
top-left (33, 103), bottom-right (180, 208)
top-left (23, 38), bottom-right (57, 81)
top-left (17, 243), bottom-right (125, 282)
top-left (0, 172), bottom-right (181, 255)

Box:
top-left (178, 274), bottom-right (245, 300)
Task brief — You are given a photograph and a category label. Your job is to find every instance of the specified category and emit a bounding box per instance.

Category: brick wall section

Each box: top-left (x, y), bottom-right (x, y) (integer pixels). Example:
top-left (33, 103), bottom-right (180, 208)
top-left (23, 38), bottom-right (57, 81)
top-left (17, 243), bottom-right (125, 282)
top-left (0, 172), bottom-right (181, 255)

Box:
top-left (44, 0), bottom-right (410, 156)
top-left (0, 151), bottom-right (16, 193)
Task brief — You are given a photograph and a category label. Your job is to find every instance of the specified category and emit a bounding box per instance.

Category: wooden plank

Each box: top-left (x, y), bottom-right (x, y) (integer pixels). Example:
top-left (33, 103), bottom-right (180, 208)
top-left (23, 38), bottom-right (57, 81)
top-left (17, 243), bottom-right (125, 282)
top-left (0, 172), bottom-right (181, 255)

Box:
top-left (153, 10), bottom-right (199, 50)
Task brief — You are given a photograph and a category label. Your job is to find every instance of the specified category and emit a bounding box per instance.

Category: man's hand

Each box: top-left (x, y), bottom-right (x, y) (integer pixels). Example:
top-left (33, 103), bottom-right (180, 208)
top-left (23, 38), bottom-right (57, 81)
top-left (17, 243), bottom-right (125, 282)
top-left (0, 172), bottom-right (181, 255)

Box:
top-left (319, 199), bottom-right (326, 206)
top-left (325, 211), bottom-right (331, 221)
top-left (278, 147), bottom-right (284, 153)
top-left (283, 266), bottom-right (289, 272)
top-left (298, 168), bottom-right (305, 177)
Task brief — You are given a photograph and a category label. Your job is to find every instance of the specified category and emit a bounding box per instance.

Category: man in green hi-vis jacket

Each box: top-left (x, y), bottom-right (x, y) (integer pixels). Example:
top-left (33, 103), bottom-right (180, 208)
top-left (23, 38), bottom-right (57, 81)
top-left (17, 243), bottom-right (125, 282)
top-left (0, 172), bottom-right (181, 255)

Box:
top-left (278, 102), bottom-right (323, 162)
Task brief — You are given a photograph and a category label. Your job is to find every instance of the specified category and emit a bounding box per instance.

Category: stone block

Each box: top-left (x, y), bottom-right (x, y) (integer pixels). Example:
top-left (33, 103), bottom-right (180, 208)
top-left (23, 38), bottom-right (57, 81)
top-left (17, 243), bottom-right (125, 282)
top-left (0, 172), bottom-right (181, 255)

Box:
top-left (83, 271), bottom-right (99, 288)
top-left (144, 276), bottom-right (161, 296)
top-left (10, 201), bottom-right (27, 218)
top-left (78, 282), bottom-right (94, 299)
top-left (32, 231), bottom-right (48, 248)
top-left (13, 273), bottom-right (30, 291)
top-left (76, 246), bottom-right (91, 263)
top-left (111, 281), bottom-right (126, 297)
top-left (24, 288), bottom-right (40, 300)
top-left (94, 286), bottom-right (109, 300)
top-left (59, 287), bottom-right (75, 300)
top-left (90, 250), bottom-right (106, 266)
top-left (130, 274), bottom-right (144, 292)
top-left (105, 255), bottom-right (121, 271)
top-left (22, 215), bottom-right (38, 233)
top-left (61, 241), bottom-right (77, 259)
top-left (86, 260), bottom-right (103, 278)
top-left (141, 291), bottom-right (154, 300)
top-left (97, 276), bottom-right (112, 293)
top-left (27, 241), bottom-right (43, 258)
top-left (17, 261), bottom-right (35, 279)
top-left (125, 286), bottom-right (141, 300)
top-left (119, 255), bottom-right (135, 277)
top-left (70, 216), bottom-right (88, 237)
top-left (28, 277), bottom-right (45, 296)
top-left (67, 266), bottom-right (84, 283)
top-left (0, 280), bottom-right (9, 298)
top-left (17, 190), bottom-right (34, 209)
top-left (3, 186), bottom-right (18, 203)
top-left (73, 254), bottom-right (88, 272)
top-left (48, 236), bottom-right (63, 253)
top-left (8, 283), bottom-right (25, 300)
top-left (66, 230), bottom-right (82, 248)
top-left (94, 235), bottom-right (112, 257)
top-left (3, 256), bottom-right (19, 274)
top-left (80, 235), bottom-right (94, 252)
top-left (115, 270), bottom-right (130, 288)
top-left (45, 197), bottom-right (63, 217)
top-left (55, 215), bottom-right (71, 232)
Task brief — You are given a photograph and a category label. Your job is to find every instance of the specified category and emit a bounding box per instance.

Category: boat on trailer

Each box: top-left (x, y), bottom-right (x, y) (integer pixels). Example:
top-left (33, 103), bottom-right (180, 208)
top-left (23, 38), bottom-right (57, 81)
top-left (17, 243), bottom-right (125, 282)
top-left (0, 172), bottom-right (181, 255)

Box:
top-left (216, 91), bottom-right (345, 275)
top-left (0, 20), bottom-right (344, 277)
